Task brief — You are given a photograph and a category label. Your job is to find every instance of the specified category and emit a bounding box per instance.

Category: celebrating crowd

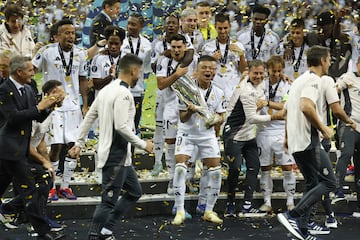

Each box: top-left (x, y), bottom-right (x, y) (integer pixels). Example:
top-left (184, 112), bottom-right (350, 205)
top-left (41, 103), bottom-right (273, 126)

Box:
top-left (1, 0), bottom-right (360, 240)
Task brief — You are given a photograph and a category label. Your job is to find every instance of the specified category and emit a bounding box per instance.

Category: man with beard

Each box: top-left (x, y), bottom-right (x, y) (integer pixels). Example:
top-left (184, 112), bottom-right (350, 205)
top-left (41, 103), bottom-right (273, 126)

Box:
top-left (201, 13), bottom-right (247, 105)
top-left (150, 14), bottom-right (194, 178)
top-left (69, 54), bottom-right (154, 240)
top-left (236, 4), bottom-right (280, 62)
top-left (156, 34), bottom-right (197, 196)
top-left (277, 46), bottom-right (355, 240)
top-left (121, 13), bottom-right (152, 137)
top-left (32, 19), bottom-right (88, 201)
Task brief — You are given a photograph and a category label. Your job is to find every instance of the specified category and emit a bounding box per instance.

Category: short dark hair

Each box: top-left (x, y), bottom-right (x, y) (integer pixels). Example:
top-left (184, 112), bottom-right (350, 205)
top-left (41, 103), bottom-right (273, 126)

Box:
top-left (290, 18), bottom-right (305, 29)
top-left (266, 55), bottom-right (285, 69)
top-left (56, 19), bottom-right (74, 34)
top-left (102, 0), bottom-right (119, 9)
top-left (104, 25), bottom-right (126, 41)
top-left (196, 1), bottom-right (211, 8)
top-left (317, 11), bottom-right (335, 26)
top-left (165, 13), bottom-right (179, 22)
top-left (252, 5), bottom-right (271, 17)
top-left (306, 45), bottom-right (330, 67)
top-left (215, 13), bottom-right (230, 24)
top-left (42, 80), bottom-right (62, 94)
top-left (49, 22), bottom-right (60, 43)
top-left (248, 59), bottom-right (265, 71)
top-left (119, 54), bottom-right (143, 73)
top-left (129, 12), bottom-right (145, 26)
top-left (4, 3), bottom-right (24, 20)
top-left (169, 34), bottom-right (187, 44)
top-left (198, 55), bottom-right (217, 63)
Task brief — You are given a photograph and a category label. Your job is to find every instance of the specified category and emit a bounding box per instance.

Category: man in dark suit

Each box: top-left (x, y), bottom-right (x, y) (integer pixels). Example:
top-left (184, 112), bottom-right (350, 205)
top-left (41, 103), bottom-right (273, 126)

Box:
top-left (89, 0), bottom-right (121, 47)
top-left (0, 55), bottom-right (63, 240)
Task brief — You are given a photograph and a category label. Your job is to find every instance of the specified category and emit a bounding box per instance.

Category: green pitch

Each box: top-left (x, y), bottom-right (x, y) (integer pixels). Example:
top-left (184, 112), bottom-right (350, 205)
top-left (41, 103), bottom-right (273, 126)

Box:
top-left (34, 72), bottom-right (158, 131)
top-left (141, 73), bottom-right (157, 130)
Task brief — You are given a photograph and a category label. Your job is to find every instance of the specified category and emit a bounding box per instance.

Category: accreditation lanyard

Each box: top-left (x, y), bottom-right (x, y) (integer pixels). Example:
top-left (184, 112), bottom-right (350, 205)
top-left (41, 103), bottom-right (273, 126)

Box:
top-left (204, 84), bottom-right (212, 103)
top-left (128, 36), bottom-right (141, 55)
top-left (167, 58), bottom-right (180, 77)
top-left (216, 39), bottom-right (230, 66)
top-left (108, 51), bottom-right (121, 78)
top-left (251, 30), bottom-right (265, 60)
top-left (58, 44), bottom-right (73, 77)
top-left (292, 43), bottom-right (305, 73)
top-left (163, 39), bottom-right (168, 51)
top-left (268, 80), bottom-right (281, 101)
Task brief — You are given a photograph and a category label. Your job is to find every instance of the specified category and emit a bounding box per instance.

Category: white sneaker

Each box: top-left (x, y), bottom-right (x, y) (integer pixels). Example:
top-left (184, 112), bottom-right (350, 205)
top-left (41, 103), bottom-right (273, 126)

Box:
top-left (203, 210), bottom-right (223, 224)
top-left (172, 211), bottom-right (185, 225)
top-left (325, 215), bottom-right (338, 229)
top-left (353, 209), bottom-right (360, 218)
top-left (259, 204), bottom-right (272, 213)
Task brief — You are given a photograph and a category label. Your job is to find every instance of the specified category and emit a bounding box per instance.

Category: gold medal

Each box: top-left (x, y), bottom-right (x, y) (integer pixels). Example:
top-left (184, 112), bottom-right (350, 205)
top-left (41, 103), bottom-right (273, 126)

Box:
top-left (65, 75), bottom-right (71, 82)
top-left (268, 108), bottom-right (273, 115)
top-left (293, 71), bottom-right (299, 79)
top-left (220, 66), bottom-right (227, 74)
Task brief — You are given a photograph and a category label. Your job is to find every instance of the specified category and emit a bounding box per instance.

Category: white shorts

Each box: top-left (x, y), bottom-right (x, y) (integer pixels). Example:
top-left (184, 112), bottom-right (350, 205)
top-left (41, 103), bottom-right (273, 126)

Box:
top-left (257, 134), bottom-right (295, 166)
top-left (45, 109), bottom-right (83, 145)
top-left (162, 103), bottom-right (178, 139)
top-left (175, 133), bottom-right (221, 159)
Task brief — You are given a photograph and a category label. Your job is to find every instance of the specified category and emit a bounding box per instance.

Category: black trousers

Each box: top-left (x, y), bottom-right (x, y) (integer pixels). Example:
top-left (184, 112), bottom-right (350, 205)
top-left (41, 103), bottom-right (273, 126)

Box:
top-left (224, 138), bottom-right (260, 205)
top-left (0, 159), bottom-right (50, 235)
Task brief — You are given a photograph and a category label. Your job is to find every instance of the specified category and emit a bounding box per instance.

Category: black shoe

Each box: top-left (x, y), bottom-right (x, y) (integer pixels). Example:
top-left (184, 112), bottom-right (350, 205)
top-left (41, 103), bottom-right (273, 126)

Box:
top-left (88, 234), bottom-right (100, 240)
top-left (99, 233), bottom-right (116, 240)
top-left (14, 211), bottom-right (29, 225)
top-left (37, 232), bottom-right (65, 240)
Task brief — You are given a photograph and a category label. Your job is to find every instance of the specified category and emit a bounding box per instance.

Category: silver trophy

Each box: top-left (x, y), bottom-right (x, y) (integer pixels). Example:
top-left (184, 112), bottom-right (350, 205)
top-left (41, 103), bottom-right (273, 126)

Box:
top-left (171, 74), bottom-right (221, 128)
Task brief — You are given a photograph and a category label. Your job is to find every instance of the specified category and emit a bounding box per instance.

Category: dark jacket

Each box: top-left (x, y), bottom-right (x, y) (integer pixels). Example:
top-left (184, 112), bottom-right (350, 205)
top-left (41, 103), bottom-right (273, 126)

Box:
top-left (90, 12), bottom-right (112, 46)
top-left (0, 79), bottom-right (49, 161)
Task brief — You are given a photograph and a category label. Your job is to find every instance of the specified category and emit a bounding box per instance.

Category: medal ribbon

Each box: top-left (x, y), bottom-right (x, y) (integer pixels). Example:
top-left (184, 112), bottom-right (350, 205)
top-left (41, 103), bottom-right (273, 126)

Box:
top-left (292, 42), bottom-right (305, 73)
top-left (268, 80), bottom-right (281, 101)
top-left (216, 39), bottom-right (230, 66)
top-left (167, 58), bottom-right (180, 77)
top-left (128, 36), bottom-right (141, 55)
top-left (108, 51), bottom-right (121, 78)
top-left (251, 30), bottom-right (265, 60)
top-left (58, 44), bottom-right (73, 77)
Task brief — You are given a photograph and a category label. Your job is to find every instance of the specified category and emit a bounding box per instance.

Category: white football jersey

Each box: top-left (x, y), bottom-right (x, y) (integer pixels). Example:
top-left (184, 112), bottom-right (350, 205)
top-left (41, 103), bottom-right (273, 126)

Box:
top-left (178, 83), bottom-right (226, 137)
top-left (201, 38), bottom-right (245, 102)
top-left (237, 26), bottom-right (280, 62)
top-left (285, 71), bottom-right (321, 154)
top-left (121, 34), bottom-right (152, 96)
top-left (32, 43), bottom-right (87, 111)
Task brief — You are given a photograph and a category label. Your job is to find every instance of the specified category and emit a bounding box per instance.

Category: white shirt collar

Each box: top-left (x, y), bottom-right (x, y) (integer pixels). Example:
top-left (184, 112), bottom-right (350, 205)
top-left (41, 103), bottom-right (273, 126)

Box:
top-left (9, 76), bottom-right (24, 94)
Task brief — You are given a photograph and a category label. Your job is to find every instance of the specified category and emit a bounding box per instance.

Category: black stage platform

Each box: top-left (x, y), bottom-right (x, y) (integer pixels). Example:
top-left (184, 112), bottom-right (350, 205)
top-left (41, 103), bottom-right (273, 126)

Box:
top-left (1, 214), bottom-right (360, 240)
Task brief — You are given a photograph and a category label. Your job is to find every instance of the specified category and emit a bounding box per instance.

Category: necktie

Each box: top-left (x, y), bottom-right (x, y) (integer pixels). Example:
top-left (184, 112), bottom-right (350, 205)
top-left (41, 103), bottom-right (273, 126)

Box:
top-left (19, 87), bottom-right (26, 96)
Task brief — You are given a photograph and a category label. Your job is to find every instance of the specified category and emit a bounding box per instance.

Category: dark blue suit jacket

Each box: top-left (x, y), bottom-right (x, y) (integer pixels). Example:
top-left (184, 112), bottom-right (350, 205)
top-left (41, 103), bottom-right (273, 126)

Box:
top-left (90, 11), bottom-right (112, 46)
top-left (0, 79), bottom-right (49, 161)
